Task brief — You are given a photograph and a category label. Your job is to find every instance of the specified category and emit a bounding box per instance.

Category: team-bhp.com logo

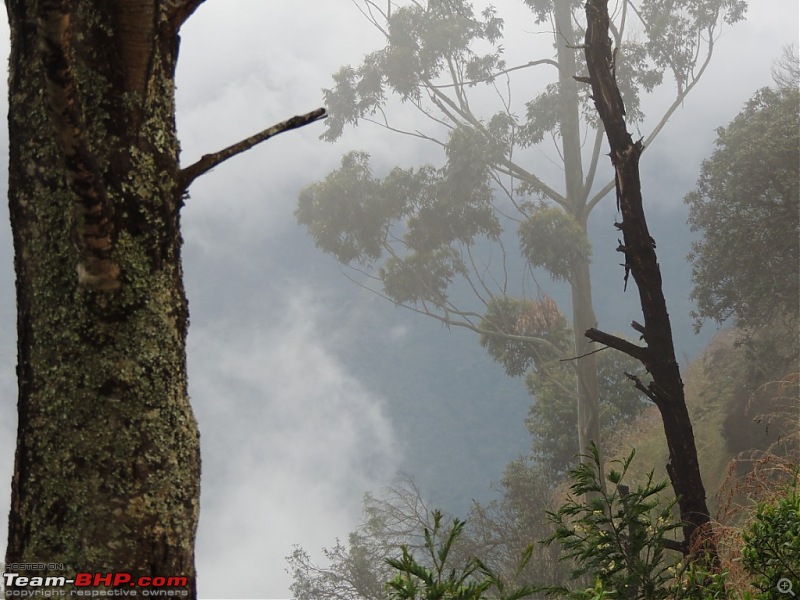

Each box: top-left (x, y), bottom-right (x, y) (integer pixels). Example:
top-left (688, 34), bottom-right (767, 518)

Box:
top-left (3, 570), bottom-right (189, 597)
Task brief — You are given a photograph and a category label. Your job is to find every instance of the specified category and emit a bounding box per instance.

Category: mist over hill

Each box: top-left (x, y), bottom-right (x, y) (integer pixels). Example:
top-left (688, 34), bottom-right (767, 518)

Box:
top-left (183, 172), bottom-right (715, 516)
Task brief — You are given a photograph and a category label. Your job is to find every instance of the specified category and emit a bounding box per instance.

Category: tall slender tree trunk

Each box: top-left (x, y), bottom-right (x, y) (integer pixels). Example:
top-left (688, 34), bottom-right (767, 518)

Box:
top-left (6, 0), bottom-right (199, 592)
top-left (582, 0), bottom-right (716, 560)
top-left (553, 0), bottom-right (602, 475)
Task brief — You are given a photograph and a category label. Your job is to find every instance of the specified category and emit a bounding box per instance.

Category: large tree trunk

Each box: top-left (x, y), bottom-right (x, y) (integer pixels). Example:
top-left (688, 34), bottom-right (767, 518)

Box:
top-left (6, 0), bottom-right (199, 593)
top-left (4, 2), bottom-right (323, 594)
top-left (581, 0), bottom-right (716, 561)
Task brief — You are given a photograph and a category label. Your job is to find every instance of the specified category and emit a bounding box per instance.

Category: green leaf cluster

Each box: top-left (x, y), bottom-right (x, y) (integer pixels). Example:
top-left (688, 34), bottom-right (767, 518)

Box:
top-left (741, 483), bottom-right (800, 598)
top-left (322, 1), bottom-right (504, 142)
top-left (478, 295), bottom-right (571, 377)
top-left (297, 146), bottom-right (500, 308)
top-left (639, 0), bottom-right (747, 90)
top-left (543, 444), bottom-right (683, 599)
top-left (385, 510), bottom-right (538, 600)
top-left (518, 206), bottom-right (591, 283)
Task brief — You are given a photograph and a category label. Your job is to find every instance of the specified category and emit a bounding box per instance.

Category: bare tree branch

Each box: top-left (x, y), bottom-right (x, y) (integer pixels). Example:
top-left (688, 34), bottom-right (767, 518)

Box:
top-left (624, 371), bottom-right (658, 403)
top-left (583, 0), bottom-right (717, 561)
top-left (352, 0), bottom-right (390, 38)
top-left (581, 122), bottom-right (605, 206)
top-left (641, 31), bottom-right (715, 149)
top-left (429, 59), bottom-right (559, 89)
top-left (560, 346), bottom-right (609, 362)
top-left (584, 328), bottom-right (650, 365)
top-left (179, 107), bottom-right (326, 192)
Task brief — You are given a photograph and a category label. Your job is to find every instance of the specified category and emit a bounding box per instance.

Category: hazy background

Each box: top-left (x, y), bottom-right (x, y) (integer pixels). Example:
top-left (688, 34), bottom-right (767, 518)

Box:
top-left (0, 1), bottom-right (797, 598)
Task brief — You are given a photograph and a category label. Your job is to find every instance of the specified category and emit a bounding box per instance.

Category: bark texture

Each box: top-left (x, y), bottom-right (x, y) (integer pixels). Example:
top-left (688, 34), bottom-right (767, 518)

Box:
top-left (6, 0), bottom-right (199, 593)
top-left (581, 0), bottom-right (716, 559)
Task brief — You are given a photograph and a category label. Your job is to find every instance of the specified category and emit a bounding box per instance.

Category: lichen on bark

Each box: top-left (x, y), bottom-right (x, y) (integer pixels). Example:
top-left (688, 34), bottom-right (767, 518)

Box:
top-left (6, 0), bottom-right (200, 594)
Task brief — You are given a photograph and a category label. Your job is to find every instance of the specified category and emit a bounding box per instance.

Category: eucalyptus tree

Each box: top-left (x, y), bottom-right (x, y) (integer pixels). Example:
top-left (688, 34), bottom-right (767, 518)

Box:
top-left (297, 0), bottom-right (746, 470)
top-left (5, 1), bottom-right (323, 595)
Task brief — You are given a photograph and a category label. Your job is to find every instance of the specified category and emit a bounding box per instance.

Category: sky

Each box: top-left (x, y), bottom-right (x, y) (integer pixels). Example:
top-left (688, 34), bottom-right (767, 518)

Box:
top-left (0, 1), bottom-right (798, 599)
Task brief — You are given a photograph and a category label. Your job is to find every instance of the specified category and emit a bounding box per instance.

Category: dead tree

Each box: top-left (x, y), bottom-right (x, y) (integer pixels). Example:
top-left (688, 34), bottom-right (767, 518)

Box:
top-left (579, 0), bottom-right (717, 563)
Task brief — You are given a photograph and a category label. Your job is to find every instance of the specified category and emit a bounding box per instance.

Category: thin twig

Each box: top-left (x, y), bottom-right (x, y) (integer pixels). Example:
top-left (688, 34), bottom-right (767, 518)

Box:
top-left (428, 59), bottom-right (559, 89)
top-left (559, 346), bottom-right (609, 362)
top-left (179, 107), bottom-right (326, 192)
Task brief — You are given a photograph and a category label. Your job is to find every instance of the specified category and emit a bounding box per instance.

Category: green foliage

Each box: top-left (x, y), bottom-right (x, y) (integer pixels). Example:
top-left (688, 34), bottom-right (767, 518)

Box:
top-left (538, 445), bottom-right (800, 600)
top-left (478, 291), bottom-right (648, 475)
top-left (518, 207), bottom-right (591, 283)
top-left (685, 77), bottom-right (800, 374)
top-left (411, 126), bottom-right (502, 248)
top-left (381, 247), bottom-right (465, 305)
top-left (543, 444), bottom-right (683, 599)
top-left (385, 510), bottom-right (538, 600)
top-left (479, 295), bottom-right (571, 377)
top-left (297, 143), bottom-right (500, 310)
top-left (525, 349), bottom-right (649, 475)
top-left (322, 1), bottom-right (503, 142)
top-left (741, 482), bottom-right (800, 598)
top-left (296, 151), bottom-right (404, 265)
top-left (638, 0), bottom-right (747, 90)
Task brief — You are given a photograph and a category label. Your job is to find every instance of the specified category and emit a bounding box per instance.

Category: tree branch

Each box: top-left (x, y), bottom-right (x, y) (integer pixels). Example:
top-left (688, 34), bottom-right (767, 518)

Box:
top-left (624, 371), bottom-right (657, 403)
top-left (641, 33), bottom-right (715, 150)
top-left (425, 81), bottom-right (568, 207)
top-left (163, 0), bottom-right (208, 33)
top-left (179, 107), bottom-right (327, 192)
top-left (581, 123), bottom-right (605, 207)
top-left (560, 346), bottom-right (609, 362)
top-left (428, 59), bottom-right (559, 89)
top-left (584, 328), bottom-right (649, 365)
top-left (584, 29), bottom-right (716, 215)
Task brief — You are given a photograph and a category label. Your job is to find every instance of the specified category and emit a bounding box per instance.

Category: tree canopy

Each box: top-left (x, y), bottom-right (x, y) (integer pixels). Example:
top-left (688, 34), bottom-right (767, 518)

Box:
top-left (686, 53), bottom-right (799, 372)
top-left (298, 0), bottom-right (746, 477)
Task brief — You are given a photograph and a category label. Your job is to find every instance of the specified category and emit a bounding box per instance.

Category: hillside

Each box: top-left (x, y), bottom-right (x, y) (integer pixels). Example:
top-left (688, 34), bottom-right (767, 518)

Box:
top-left (604, 328), bottom-right (799, 516)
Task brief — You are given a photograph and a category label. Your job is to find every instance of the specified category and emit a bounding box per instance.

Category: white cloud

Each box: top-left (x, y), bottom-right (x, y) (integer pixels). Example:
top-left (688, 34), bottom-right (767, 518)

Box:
top-left (189, 287), bottom-right (400, 598)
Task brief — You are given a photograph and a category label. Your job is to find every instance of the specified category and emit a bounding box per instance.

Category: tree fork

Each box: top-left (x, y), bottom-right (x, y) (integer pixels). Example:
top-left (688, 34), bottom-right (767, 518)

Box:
top-left (581, 0), bottom-right (717, 563)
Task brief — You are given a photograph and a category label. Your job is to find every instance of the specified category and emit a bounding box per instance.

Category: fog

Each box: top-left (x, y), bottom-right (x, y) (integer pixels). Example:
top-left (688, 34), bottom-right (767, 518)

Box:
top-left (0, 1), bottom-right (797, 598)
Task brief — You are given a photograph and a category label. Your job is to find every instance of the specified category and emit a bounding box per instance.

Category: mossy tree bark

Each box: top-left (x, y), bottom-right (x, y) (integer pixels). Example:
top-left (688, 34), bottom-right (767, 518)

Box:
top-left (6, 0), bottom-right (201, 591)
top-left (4, 1), bottom-right (323, 595)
